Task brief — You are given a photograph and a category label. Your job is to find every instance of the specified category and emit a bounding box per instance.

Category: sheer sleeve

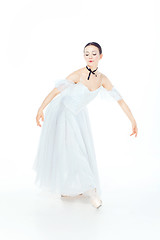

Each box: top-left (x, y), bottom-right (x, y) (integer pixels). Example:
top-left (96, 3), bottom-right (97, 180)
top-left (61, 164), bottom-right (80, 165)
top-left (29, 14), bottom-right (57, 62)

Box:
top-left (54, 78), bottom-right (75, 92)
top-left (99, 86), bottom-right (123, 101)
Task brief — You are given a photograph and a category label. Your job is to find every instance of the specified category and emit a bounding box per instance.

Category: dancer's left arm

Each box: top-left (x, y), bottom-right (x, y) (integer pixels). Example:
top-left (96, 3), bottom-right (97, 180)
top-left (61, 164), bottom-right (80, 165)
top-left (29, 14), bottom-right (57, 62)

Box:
top-left (117, 100), bottom-right (138, 137)
top-left (102, 74), bottom-right (138, 137)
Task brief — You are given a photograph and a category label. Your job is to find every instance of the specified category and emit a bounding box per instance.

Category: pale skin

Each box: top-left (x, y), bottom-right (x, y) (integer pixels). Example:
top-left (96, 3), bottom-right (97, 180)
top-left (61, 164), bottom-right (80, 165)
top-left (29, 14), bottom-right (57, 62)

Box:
top-left (36, 45), bottom-right (138, 138)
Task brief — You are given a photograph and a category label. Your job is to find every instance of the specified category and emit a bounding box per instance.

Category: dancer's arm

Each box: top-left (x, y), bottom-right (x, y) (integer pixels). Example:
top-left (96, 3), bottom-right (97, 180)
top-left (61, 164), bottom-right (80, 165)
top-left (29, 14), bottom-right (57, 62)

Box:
top-left (38, 88), bottom-right (60, 112)
top-left (38, 69), bottom-right (80, 111)
top-left (53, 70), bottom-right (79, 92)
top-left (36, 70), bottom-right (79, 127)
top-left (101, 74), bottom-right (123, 102)
top-left (36, 88), bottom-right (60, 127)
top-left (102, 74), bottom-right (138, 137)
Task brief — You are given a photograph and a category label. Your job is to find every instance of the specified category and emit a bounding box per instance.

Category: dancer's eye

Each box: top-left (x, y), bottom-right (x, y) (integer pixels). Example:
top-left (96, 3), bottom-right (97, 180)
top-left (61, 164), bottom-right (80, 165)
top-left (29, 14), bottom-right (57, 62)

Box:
top-left (85, 53), bottom-right (96, 56)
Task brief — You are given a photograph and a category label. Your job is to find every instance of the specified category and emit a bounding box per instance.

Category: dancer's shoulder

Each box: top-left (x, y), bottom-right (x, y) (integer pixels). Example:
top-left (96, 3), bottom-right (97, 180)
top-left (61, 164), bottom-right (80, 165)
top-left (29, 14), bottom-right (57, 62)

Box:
top-left (65, 68), bottom-right (82, 83)
top-left (101, 73), bottom-right (114, 90)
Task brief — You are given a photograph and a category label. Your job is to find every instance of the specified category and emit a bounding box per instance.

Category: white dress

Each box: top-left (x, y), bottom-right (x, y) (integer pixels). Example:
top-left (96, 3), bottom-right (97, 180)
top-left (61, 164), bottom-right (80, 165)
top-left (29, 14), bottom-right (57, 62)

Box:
top-left (32, 78), bottom-right (122, 197)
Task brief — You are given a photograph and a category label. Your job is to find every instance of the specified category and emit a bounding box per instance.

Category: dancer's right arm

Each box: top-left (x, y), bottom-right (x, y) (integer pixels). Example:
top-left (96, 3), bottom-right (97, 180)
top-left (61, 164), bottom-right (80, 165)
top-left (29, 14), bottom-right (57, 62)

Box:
top-left (36, 69), bottom-right (80, 126)
top-left (36, 88), bottom-right (60, 127)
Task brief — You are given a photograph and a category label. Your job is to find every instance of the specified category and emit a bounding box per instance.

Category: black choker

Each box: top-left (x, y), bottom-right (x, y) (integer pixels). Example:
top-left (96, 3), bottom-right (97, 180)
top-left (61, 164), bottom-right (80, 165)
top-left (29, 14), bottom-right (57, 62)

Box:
top-left (86, 66), bottom-right (98, 80)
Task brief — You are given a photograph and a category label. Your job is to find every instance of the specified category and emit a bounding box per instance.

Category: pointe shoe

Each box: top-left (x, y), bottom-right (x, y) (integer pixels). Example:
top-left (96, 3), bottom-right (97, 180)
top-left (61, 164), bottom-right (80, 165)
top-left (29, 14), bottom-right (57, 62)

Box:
top-left (90, 196), bottom-right (102, 209)
top-left (85, 188), bottom-right (102, 209)
top-left (61, 194), bottom-right (70, 197)
top-left (61, 193), bottom-right (83, 198)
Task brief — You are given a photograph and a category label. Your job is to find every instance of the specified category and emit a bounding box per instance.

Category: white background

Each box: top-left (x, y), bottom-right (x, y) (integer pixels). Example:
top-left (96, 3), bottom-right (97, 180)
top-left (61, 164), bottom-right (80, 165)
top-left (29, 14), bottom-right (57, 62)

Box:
top-left (0, 0), bottom-right (160, 239)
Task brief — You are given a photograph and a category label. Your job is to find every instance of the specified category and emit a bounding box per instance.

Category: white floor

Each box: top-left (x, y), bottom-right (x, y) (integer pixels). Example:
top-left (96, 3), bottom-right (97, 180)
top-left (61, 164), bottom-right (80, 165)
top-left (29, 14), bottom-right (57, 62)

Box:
top-left (0, 177), bottom-right (160, 240)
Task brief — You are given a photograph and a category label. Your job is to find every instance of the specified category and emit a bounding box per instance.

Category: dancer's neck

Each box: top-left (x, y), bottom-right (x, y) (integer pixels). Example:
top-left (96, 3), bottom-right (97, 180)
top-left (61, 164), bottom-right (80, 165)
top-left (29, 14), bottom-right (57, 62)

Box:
top-left (85, 64), bottom-right (98, 72)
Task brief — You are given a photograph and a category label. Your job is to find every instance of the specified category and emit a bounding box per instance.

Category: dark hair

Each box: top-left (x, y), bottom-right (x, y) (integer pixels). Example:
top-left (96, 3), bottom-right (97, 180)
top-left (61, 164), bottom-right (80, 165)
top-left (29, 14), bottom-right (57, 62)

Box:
top-left (84, 42), bottom-right (102, 55)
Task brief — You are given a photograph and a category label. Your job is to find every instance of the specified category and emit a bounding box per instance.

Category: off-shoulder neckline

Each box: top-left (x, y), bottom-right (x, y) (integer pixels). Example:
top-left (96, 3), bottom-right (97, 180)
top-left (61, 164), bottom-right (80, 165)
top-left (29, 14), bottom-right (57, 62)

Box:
top-left (64, 78), bottom-right (103, 92)
top-left (77, 82), bottom-right (103, 92)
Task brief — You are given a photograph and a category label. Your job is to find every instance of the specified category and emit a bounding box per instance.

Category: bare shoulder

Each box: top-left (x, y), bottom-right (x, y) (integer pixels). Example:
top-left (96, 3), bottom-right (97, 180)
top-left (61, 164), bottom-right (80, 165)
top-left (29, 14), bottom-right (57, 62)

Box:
top-left (65, 68), bottom-right (82, 83)
top-left (101, 73), bottom-right (114, 90)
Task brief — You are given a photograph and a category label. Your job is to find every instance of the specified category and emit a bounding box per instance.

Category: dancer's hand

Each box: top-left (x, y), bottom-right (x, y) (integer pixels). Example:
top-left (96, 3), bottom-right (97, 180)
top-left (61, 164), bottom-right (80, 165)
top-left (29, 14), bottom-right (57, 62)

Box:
top-left (130, 121), bottom-right (138, 137)
top-left (36, 109), bottom-right (44, 127)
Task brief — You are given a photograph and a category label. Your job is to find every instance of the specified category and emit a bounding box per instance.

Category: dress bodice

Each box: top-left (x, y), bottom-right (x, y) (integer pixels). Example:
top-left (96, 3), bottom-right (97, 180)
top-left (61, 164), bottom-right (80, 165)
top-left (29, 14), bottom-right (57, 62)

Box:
top-left (62, 81), bottom-right (102, 115)
top-left (54, 78), bottom-right (122, 115)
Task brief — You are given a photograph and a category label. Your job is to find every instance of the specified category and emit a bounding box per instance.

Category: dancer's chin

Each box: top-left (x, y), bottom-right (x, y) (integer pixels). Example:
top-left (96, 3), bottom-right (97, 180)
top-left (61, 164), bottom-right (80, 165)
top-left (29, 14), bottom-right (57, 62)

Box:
top-left (87, 63), bottom-right (93, 67)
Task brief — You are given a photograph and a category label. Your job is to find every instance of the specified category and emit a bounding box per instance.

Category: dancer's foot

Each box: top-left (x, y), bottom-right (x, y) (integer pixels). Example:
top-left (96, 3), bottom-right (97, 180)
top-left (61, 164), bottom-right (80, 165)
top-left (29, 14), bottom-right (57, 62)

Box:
top-left (61, 193), bottom-right (83, 198)
top-left (90, 197), bottom-right (102, 209)
top-left (85, 188), bottom-right (102, 209)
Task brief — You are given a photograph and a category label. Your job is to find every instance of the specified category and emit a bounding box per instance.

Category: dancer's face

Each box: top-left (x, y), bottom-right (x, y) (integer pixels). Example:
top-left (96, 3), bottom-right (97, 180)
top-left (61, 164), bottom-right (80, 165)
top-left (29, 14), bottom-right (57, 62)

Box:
top-left (84, 45), bottom-right (103, 69)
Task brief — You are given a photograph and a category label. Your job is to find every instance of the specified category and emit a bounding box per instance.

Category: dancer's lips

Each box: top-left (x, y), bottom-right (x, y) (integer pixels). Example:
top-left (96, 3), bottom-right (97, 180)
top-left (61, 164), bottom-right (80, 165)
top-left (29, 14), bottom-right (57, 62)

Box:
top-left (89, 60), bottom-right (93, 62)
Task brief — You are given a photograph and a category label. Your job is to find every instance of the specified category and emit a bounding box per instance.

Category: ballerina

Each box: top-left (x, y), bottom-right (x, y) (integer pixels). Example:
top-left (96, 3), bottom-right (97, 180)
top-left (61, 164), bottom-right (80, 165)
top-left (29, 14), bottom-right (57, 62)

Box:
top-left (33, 42), bottom-right (138, 209)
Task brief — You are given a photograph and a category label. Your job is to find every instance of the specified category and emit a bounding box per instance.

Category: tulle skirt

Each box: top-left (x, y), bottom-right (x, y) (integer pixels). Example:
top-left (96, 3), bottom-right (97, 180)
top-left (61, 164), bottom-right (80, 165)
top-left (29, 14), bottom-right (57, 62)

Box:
top-left (32, 94), bottom-right (102, 197)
